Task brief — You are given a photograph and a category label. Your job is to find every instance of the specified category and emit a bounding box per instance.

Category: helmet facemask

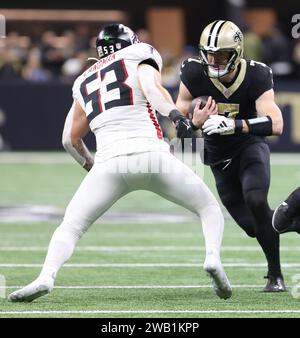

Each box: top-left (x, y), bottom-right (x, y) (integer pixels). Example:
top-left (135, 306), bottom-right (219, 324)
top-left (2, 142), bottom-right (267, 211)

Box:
top-left (199, 48), bottom-right (238, 78)
top-left (198, 20), bottom-right (243, 79)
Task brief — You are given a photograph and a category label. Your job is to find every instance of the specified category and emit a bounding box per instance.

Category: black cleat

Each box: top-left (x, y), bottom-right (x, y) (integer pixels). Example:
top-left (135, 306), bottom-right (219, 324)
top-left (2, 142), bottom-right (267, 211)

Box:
top-left (272, 202), bottom-right (300, 234)
top-left (263, 275), bottom-right (287, 292)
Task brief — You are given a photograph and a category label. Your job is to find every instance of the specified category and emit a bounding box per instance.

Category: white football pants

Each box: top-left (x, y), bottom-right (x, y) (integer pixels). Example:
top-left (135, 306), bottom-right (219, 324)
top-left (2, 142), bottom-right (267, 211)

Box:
top-left (39, 151), bottom-right (224, 280)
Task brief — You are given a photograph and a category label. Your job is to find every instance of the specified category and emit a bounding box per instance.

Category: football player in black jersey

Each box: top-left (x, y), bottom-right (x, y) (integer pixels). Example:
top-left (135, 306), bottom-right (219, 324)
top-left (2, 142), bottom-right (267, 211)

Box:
top-left (176, 20), bottom-right (285, 292)
top-left (273, 187), bottom-right (300, 234)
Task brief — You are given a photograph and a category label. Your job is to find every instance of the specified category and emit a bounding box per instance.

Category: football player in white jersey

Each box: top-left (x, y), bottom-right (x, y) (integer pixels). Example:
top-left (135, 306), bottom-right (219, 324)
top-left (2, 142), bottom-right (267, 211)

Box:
top-left (8, 24), bottom-right (231, 302)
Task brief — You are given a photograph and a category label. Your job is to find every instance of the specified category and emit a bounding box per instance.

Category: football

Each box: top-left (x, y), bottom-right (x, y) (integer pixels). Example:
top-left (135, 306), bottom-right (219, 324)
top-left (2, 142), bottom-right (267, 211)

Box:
top-left (188, 96), bottom-right (209, 119)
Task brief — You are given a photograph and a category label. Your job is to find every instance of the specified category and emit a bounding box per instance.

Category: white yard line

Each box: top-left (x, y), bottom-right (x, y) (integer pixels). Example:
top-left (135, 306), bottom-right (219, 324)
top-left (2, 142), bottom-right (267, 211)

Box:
top-left (0, 245), bottom-right (299, 252)
top-left (3, 284), bottom-right (264, 289)
top-left (1, 310), bottom-right (300, 315)
top-left (0, 262), bottom-right (299, 268)
top-left (270, 154), bottom-right (300, 166)
top-left (0, 152), bottom-right (75, 164)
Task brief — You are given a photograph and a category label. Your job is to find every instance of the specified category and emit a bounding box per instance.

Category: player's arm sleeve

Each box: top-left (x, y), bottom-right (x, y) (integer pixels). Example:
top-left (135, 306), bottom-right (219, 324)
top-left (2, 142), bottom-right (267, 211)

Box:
top-left (138, 44), bottom-right (163, 72)
top-left (137, 63), bottom-right (177, 116)
top-left (179, 60), bottom-right (197, 97)
top-left (250, 64), bottom-right (274, 101)
top-left (139, 58), bottom-right (160, 72)
top-left (62, 100), bottom-right (94, 171)
top-left (237, 64), bottom-right (282, 136)
top-left (72, 76), bottom-right (86, 111)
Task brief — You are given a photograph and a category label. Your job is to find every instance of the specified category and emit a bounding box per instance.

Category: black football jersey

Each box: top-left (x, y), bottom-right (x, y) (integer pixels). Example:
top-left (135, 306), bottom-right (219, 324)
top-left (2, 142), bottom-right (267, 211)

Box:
top-left (180, 58), bottom-right (273, 165)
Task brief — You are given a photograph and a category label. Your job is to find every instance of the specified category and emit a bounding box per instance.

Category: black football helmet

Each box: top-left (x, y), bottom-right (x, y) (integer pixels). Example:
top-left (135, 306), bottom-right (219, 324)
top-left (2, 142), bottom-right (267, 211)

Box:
top-left (96, 23), bottom-right (139, 59)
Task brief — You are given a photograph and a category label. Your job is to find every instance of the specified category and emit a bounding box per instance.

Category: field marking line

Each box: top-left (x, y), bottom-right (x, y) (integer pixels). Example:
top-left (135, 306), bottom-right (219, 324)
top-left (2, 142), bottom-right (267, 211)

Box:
top-left (0, 245), bottom-right (299, 252)
top-left (1, 310), bottom-right (300, 315)
top-left (2, 284), bottom-right (264, 289)
top-left (0, 263), bottom-right (300, 268)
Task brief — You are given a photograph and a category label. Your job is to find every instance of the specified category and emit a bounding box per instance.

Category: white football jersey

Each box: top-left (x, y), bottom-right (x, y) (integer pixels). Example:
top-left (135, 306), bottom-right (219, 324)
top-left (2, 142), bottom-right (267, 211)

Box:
top-left (72, 42), bottom-right (170, 162)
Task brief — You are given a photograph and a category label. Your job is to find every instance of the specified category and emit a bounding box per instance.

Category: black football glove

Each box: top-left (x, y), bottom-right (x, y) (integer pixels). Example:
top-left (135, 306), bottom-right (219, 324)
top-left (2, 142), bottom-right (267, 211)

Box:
top-left (169, 109), bottom-right (198, 139)
top-left (175, 117), bottom-right (194, 138)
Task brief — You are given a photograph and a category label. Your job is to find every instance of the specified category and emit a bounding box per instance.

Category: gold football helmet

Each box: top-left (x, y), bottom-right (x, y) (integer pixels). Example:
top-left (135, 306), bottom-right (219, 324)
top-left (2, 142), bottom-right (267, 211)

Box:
top-left (199, 20), bottom-right (244, 78)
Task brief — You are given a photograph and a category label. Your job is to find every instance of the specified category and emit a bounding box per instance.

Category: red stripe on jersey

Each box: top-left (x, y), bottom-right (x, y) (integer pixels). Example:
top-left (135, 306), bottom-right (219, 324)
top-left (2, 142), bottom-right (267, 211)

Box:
top-left (147, 102), bottom-right (163, 140)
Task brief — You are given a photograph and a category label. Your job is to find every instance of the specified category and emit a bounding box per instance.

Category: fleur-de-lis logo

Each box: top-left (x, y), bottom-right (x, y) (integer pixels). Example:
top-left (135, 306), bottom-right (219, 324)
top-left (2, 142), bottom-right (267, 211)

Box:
top-left (233, 31), bottom-right (242, 42)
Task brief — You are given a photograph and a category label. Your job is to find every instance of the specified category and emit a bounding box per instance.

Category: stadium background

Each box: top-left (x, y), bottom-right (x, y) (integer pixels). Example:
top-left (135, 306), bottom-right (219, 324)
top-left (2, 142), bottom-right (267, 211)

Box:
top-left (1, 0), bottom-right (300, 319)
top-left (0, 0), bottom-right (299, 151)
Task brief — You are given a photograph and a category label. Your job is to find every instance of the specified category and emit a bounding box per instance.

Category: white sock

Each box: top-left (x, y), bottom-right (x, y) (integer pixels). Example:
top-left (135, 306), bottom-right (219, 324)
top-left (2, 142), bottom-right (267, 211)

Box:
top-left (199, 204), bottom-right (224, 259)
top-left (38, 225), bottom-right (80, 281)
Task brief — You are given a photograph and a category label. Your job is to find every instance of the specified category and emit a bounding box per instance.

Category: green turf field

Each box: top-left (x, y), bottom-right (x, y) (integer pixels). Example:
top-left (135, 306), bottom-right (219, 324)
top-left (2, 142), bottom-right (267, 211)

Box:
top-left (0, 152), bottom-right (300, 318)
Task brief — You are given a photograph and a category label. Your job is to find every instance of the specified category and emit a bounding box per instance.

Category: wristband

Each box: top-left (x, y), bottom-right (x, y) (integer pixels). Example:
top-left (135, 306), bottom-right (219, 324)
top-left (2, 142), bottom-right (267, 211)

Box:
top-left (190, 120), bottom-right (199, 131)
top-left (245, 116), bottom-right (273, 136)
top-left (234, 119), bottom-right (243, 134)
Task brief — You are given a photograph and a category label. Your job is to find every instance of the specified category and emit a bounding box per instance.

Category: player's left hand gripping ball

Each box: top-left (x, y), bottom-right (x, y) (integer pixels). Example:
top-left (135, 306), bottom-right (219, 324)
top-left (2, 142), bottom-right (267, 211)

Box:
top-left (203, 115), bottom-right (235, 135)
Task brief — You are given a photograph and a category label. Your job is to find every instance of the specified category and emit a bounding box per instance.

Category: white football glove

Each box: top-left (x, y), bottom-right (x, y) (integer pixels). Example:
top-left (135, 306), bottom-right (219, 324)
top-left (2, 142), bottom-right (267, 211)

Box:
top-left (202, 115), bottom-right (235, 135)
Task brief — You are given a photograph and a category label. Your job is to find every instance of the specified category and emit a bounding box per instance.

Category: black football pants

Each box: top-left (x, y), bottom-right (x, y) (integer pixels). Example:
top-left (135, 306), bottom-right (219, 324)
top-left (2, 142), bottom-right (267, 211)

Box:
top-left (210, 142), bottom-right (282, 277)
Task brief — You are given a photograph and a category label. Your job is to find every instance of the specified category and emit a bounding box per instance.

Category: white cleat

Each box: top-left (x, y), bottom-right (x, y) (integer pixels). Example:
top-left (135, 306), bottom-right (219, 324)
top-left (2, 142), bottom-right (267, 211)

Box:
top-left (8, 278), bottom-right (54, 303)
top-left (204, 254), bottom-right (232, 300)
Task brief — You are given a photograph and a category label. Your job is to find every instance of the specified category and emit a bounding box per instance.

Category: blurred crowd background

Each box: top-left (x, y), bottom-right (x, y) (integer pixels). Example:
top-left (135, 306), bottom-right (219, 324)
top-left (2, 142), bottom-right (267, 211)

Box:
top-left (0, 0), bottom-right (299, 151)
top-left (0, 0), bottom-right (299, 85)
